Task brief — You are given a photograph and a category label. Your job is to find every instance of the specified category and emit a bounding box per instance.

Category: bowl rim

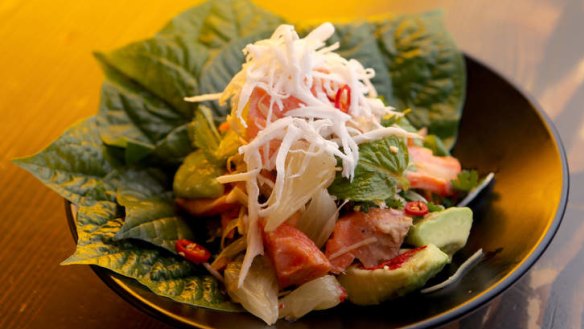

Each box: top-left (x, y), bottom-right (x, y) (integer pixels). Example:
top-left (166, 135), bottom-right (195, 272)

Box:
top-left (65, 54), bottom-right (570, 329)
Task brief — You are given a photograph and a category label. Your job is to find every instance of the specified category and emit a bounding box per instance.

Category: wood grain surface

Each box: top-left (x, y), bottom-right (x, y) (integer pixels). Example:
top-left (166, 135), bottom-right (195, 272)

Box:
top-left (1, 1), bottom-right (582, 328)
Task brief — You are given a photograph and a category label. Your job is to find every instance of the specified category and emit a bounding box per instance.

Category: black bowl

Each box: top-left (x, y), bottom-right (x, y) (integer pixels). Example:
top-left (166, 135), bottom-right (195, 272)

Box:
top-left (66, 56), bottom-right (569, 328)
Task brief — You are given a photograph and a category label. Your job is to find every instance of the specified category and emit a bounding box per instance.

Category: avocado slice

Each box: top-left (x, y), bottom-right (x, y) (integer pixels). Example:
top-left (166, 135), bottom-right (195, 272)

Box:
top-left (407, 207), bottom-right (473, 256)
top-left (338, 244), bottom-right (448, 305)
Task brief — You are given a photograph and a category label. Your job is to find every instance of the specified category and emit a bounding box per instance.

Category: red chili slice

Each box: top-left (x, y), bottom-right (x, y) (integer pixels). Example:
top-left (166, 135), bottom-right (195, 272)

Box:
top-left (404, 201), bottom-right (429, 217)
top-left (339, 286), bottom-right (348, 303)
top-left (175, 239), bottom-right (211, 264)
top-left (334, 85), bottom-right (351, 113)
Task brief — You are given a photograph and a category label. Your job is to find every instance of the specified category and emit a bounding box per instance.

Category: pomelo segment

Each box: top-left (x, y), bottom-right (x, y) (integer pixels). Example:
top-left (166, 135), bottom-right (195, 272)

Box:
top-left (278, 275), bottom-right (345, 321)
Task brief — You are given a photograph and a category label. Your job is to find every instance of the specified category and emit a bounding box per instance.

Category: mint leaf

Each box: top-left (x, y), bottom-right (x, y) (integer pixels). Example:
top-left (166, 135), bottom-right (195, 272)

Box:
top-left (328, 136), bottom-right (409, 201)
top-left (376, 11), bottom-right (466, 148)
top-left (357, 136), bottom-right (410, 177)
top-left (451, 170), bottom-right (480, 192)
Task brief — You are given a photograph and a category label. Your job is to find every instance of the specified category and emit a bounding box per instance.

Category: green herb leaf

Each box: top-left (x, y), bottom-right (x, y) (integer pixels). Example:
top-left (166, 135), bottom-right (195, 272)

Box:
top-left (97, 35), bottom-right (206, 118)
top-left (215, 129), bottom-right (241, 161)
top-left (381, 111), bottom-right (418, 133)
top-left (173, 150), bottom-right (225, 199)
top-left (451, 170), bottom-right (480, 192)
top-left (192, 106), bottom-right (222, 155)
top-left (13, 118), bottom-right (119, 205)
top-left (384, 197), bottom-right (405, 209)
top-left (328, 136), bottom-right (409, 201)
top-left (376, 11), bottom-right (466, 148)
top-left (95, 55), bottom-right (191, 164)
top-left (423, 134), bottom-right (450, 156)
top-left (63, 201), bottom-right (239, 311)
top-left (115, 169), bottom-right (195, 252)
top-left (427, 201), bottom-right (445, 212)
top-left (152, 123), bottom-right (194, 164)
top-left (158, 0), bottom-right (284, 52)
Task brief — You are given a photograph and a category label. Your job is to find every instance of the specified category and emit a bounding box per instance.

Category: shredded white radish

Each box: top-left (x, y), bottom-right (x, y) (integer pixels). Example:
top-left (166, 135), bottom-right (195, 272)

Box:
top-left (216, 170), bottom-right (259, 184)
top-left (353, 127), bottom-right (419, 144)
top-left (328, 237), bottom-right (378, 260)
top-left (238, 151), bottom-right (264, 287)
top-left (421, 249), bottom-right (484, 294)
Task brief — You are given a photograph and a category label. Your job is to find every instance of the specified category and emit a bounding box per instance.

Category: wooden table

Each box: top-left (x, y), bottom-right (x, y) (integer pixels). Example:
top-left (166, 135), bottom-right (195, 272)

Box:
top-left (1, 1), bottom-right (582, 328)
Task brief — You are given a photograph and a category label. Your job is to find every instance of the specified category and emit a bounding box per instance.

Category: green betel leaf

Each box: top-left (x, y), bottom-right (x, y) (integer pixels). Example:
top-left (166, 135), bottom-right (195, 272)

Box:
top-left (96, 58), bottom-right (190, 163)
top-left (114, 169), bottom-right (195, 252)
top-left (13, 118), bottom-right (119, 205)
top-left (98, 34), bottom-right (207, 118)
top-left (97, 0), bottom-right (285, 153)
top-left (158, 0), bottom-right (284, 53)
top-left (328, 136), bottom-right (409, 202)
top-left (102, 0), bottom-right (284, 117)
top-left (63, 201), bottom-right (238, 311)
top-left (376, 11), bottom-right (466, 148)
top-left (152, 123), bottom-right (194, 164)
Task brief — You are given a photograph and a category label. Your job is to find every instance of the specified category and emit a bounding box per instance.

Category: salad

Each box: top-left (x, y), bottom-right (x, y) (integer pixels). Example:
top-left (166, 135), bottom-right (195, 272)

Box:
top-left (15, 0), bottom-right (492, 326)
top-left (174, 22), bottom-right (485, 323)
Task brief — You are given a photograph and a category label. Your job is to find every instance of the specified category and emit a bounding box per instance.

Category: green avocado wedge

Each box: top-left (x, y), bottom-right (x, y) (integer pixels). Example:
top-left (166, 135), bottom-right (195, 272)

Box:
top-left (338, 244), bottom-right (448, 305)
top-left (407, 207), bottom-right (473, 256)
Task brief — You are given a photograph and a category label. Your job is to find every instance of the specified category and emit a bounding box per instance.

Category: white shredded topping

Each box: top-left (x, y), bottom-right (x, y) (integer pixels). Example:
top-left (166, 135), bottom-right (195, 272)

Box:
top-left (328, 237), bottom-right (378, 260)
top-left (216, 170), bottom-right (260, 184)
top-left (352, 127), bottom-right (419, 144)
top-left (421, 249), bottom-right (484, 294)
